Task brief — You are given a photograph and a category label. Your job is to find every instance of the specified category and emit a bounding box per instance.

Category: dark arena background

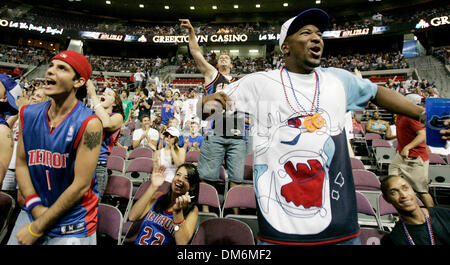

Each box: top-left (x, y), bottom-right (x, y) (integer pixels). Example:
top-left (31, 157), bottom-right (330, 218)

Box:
top-left (0, 0), bottom-right (449, 254)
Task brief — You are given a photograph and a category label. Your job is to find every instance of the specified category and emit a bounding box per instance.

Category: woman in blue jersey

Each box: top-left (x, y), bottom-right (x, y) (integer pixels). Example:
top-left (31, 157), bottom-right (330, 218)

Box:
top-left (0, 74), bottom-right (19, 190)
top-left (129, 163), bottom-right (199, 245)
top-left (87, 81), bottom-right (124, 199)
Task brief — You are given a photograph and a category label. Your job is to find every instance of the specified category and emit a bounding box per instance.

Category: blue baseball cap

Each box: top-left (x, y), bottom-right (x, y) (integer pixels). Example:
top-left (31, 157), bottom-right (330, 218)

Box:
top-left (0, 74), bottom-right (21, 114)
top-left (279, 8), bottom-right (330, 49)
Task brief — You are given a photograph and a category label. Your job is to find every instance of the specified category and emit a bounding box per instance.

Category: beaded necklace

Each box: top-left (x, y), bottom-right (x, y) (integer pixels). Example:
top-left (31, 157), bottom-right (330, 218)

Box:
top-left (280, 67), bottom-right (325, 132)
top-left (400, 208), bottom-right (435, 245)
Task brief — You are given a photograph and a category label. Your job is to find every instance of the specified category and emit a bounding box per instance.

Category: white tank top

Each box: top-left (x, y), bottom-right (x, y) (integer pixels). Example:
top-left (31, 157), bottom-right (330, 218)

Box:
top-left (160, 149), bottom-right (177, 183)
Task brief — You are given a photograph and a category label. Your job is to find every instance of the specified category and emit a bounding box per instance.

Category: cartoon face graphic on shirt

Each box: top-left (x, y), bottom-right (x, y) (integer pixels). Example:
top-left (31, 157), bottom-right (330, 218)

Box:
top-left (253, 109), bottom-right (336, 235)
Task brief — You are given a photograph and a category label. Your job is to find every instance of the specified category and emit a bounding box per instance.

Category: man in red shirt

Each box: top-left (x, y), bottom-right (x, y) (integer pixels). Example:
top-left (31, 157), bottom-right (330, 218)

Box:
top-left (12, 66), bottom-right (21, 77)
top-left (388, 94), bottom-right (434, 207)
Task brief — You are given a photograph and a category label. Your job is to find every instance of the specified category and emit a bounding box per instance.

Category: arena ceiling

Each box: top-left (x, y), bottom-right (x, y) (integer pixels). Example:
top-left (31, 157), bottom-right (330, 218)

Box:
top-left (9, 0), bottom-right (439, 23)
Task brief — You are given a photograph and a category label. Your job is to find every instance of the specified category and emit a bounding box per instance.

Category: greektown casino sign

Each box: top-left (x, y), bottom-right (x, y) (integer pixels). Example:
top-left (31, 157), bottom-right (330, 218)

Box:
top-left (415, 15), bottom-right (450, 29)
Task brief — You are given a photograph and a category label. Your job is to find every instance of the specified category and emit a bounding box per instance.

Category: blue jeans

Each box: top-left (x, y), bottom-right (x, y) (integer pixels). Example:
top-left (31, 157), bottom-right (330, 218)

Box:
top-left (198, 135), bottom-right (246, 184)
top-left (96, 164), bottom-right (108, 200)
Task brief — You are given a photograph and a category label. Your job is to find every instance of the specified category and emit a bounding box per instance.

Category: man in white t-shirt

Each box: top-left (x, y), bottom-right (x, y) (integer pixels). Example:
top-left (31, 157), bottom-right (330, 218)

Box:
top-left (133, 68), bottom-right (145, 90)
top-left (181, 88), bottom-right (199, 129)
top-left (199, 8), bottom-right (425, 245)
top-left (132, 114), bottom-right (159, 151)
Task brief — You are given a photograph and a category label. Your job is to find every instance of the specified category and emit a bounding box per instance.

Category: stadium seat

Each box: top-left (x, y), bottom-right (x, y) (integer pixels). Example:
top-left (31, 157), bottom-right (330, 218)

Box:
top-left (221, 185), bottom-right (258, 243)
top-left (185, 150), bottom-right (200, 163)
top-left (107, 155), bottom-right (125, 176)
top-left (191, 218), bottom-right (255, 245)
top-left (377, 194), bottom-right (398, 231)
top-left (125, 157), bottom-right (153, 185)
top-left (0, 192), bottom-right (15, 243)
top-left (350, 157), bottom-right (366, 170)
top-left (359, 228), bottom-right (389, 245)
top-left (428, 153), bottom-right (447, 165)
top-left (128, 147), bottom-right (153, 160)
top-left (103, 175), bottom-right (133, 221)
top-left (197, 183), bottom-right (222, 227)
top-left (352, 169), bottom-right (381, 191)
top-left (110, 146), bottom-right (127, 159)
top-left (356, 191), bottom-right (382, 230)
top-left (428, 164), bottom-right (450, 205)
top-left (371, 139), bottom-right (397, 173)
top-left (98, 203), bottom-right (123, 245)
top-left (243, 154), bottom-right (253, 185)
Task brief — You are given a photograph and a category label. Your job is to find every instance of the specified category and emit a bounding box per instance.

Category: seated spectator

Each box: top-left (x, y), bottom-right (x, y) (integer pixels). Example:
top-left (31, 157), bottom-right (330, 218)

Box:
top-left (132, 115), bottom-right (159, 151)
top-left (366, 111), bottom-right (396, 139)
top-left (153, 127), bottom-right (186, 183)
top-left (129, 163), bottom-right (200, 245)
top-left (184, 119), bottom-right (204, 152)
top-left (424, 85), bottom-right (441, 98)
top-left (158, 117), bottom-right (184, 149)
top-left (380, 176), bottom-right (450, 245)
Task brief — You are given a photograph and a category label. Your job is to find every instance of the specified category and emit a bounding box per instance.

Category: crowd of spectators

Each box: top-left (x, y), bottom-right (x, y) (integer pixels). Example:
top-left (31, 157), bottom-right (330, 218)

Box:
top-left (87, 55), bottom-right (170, 73)
top-left (2, 3), bottom-right (448, 38)
top-left (433, 46), bottom-right (450, 65)
top-left (321, 51), bottom-right (409, 72)
top-left (0, 45), bottom-right (56, 66)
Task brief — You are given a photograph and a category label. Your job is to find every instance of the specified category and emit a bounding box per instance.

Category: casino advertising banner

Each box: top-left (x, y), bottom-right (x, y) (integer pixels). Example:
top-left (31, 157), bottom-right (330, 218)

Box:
top-left (2, 15), bottom-right (448, 44)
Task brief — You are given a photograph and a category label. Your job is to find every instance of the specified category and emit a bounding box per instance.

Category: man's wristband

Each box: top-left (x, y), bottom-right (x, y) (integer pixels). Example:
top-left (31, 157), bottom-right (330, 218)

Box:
top-left (25, 194), bottom-right (43, 213)
top-left (28, 223), bottom-right (44, 238)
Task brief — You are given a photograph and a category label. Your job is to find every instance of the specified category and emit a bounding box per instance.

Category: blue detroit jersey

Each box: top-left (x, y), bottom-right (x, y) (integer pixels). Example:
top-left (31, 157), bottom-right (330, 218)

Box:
top-left (20, 100), bottom-right (99, 237)
top-left (161, 98), bottom-right (174, 125)
top-left (98, 113), bottom-right (121, 162)
top-left (135, 194), bottom-right (176, 245)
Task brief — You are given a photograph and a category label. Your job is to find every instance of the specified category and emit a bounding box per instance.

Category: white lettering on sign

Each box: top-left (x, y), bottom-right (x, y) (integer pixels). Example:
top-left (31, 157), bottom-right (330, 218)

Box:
top-left (430, 16), bottom-right (449, 26)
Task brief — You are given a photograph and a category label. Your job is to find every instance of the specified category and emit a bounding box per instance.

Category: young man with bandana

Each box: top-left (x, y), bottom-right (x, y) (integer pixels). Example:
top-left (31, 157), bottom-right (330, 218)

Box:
top-left (9, 50), bottom-right (102, 245)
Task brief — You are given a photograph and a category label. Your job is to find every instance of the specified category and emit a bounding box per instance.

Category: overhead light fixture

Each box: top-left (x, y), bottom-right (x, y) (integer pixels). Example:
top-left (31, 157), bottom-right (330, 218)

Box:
top-left (234, 5), bottom-right (239, 9)
top-left (212, 50), bottom-right (220, 53)
top-left (249, 49), bottom-right (259, 53)
top-left (139, 4), bottom-right (144, 8)
top-left (230, 50), bottom-right (239, 53)
top-left (164, 6), bottom-right (169, 9)
top-left (283, 3), bottom-right (288, 7)
top-left (316, 0), bottom-right (321, 4)
top-left (190, 6), bottom-right (195, 10)
top-left (105, 0), bottom-right (111, 4)
top-left (212, 5), bottom-right (217, 9)
top-left (256, 4), bottom-right (261, 8)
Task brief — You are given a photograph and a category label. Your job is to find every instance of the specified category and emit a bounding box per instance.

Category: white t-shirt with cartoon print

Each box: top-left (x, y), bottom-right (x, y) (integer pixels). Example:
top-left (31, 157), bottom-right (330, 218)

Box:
top-left (223, 67), bottom-right (378, 244)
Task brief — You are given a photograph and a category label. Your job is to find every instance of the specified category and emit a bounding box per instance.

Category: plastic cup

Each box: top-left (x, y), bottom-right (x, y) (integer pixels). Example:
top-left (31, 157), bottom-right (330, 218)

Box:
top-left (425, 98), bottom-right (450, 148)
